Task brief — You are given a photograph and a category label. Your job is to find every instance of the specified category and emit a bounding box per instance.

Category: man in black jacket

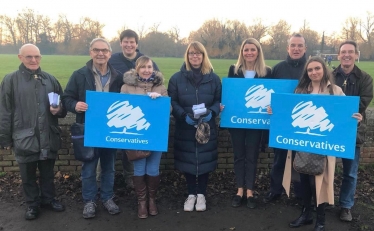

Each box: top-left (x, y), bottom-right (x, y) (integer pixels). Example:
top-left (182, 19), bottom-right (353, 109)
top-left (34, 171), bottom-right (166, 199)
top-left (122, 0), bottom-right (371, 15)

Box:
top-left (0, 44), bottom-right (67, 220)
top-left (108, 29), bottom-right (159, 188)
top-left (264, 33), bottom-right (307, 203)
top-left (332, 40), bottom-right (373, 222)
top-left (62, 38), bottom-right (123, 219)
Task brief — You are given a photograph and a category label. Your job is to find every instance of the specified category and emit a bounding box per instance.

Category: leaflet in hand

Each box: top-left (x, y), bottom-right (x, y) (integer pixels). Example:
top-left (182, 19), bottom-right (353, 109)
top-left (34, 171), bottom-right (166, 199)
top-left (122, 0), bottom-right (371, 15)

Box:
top-left (192, 103), bottom-right (207, 119)
top-left (48, 92), bottom-right (60, 108)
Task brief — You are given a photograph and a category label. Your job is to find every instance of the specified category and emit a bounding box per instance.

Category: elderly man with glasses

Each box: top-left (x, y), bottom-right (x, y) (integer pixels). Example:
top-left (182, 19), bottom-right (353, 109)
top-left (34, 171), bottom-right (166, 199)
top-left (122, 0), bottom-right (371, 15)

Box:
top-left (0, 44), bottom-right (67, 220)
top-left (62, 38), bottom-right (124, 219)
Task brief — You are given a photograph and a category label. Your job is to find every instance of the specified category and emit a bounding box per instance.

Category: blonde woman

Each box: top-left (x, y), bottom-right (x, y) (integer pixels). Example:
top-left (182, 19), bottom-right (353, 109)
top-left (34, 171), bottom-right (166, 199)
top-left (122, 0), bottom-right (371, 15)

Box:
top-left (168, 41), bottom-right (222, 212)
top-left (228, 38), bottom-right (271, 209)
top-left (121, 56), bottom-right (167, 219)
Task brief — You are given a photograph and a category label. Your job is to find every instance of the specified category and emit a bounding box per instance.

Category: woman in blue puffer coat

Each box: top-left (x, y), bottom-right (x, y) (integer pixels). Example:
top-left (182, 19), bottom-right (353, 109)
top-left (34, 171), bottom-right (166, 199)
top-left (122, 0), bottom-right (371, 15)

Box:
top-left (167, 41), bottom-right (222, 212)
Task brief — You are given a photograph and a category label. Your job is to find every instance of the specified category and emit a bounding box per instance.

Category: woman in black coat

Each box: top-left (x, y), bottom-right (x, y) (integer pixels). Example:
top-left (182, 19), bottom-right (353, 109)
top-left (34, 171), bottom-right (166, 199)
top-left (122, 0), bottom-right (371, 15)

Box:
top-left (168, 41), bottom-right (221, 212)
top-left (227, 38), bottom-right (271, 209)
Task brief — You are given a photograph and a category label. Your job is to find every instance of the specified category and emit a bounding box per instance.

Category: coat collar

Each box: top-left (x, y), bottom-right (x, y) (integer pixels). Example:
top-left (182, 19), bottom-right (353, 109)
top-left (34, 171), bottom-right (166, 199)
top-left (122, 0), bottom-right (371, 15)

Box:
top-left (123, 69), bottom-right (164, 87)
top-left (18, 63), bottom-right (47, 84)
top-left (286, 54), bottom-right (307, 68)
top-left (84, 59), bottom-right (119, 89)
top-left (333, 64), bottom-right (362, 78)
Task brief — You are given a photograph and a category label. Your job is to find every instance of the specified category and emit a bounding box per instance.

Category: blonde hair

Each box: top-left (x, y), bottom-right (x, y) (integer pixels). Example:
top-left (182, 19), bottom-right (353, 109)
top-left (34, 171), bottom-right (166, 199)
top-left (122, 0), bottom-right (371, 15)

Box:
top-left (135, 56), bottom-right (153, 73)
top-left (234, 38), bottom-right (268, 77)
top-left (184, 41), bottom-right (213, 75)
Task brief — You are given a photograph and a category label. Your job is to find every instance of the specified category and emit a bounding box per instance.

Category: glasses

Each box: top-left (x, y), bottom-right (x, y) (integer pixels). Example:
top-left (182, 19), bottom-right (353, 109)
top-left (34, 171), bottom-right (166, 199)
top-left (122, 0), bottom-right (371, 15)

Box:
top-left (22, 55), bottom-right (42, 61)
top-left (91, 48), bottom-right (110, 54)
top-left (188, 52), bottom-right (203, 56)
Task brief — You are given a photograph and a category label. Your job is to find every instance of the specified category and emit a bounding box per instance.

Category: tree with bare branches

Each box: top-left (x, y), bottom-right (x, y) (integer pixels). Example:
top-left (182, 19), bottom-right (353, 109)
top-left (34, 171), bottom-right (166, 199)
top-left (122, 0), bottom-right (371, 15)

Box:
top-left (358, 12), bottom-right (374, 59)
top-left (248, 18), bottom-right (267, 42)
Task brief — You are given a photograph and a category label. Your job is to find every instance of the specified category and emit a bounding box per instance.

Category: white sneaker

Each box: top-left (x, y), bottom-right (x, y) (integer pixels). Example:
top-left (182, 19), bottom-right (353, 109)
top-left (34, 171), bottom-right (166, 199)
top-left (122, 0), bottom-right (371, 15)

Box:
top-left (184, 195), bottom-right (196, 212)
top-left (195, 194), bottom-right (206, 212)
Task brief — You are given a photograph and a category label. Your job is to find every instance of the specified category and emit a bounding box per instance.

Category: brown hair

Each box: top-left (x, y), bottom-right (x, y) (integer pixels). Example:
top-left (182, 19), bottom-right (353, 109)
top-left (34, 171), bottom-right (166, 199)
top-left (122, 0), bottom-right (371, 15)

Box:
top-left (338, 40), bottom-right (359, 54)
top-left (295, 56), bottom-right (334, 94)
top-left (120, 29), bottom-right (139, 44)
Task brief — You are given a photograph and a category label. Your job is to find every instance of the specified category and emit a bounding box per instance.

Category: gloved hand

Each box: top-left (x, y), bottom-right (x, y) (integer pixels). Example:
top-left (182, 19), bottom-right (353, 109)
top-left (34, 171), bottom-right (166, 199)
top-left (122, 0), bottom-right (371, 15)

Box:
top-left (201, 110), bottom-right (212, 122)
top-left (185, 113), bottom-right (198, 126)
top-left (147, 92), bottom-right (161, 99)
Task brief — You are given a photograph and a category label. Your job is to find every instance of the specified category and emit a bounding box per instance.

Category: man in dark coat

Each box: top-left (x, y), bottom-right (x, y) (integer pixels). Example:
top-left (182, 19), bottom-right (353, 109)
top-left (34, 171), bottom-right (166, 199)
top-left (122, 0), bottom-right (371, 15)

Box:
top-left (0, 44), bottom-right (67, 220)
top-left (62, 38), bottom-right (123, 219)
top-left (264, 33), bottom-right (307, 203)
top-left (108, 29), bottom-right (159, 188)
top-left (332, 40), bottom-right (373, 222)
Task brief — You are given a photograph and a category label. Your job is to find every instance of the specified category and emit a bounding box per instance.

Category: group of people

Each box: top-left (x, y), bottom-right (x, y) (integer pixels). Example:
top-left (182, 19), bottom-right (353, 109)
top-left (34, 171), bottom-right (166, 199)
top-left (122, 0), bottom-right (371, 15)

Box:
top-left (0, 30), bottom-right (372, 231)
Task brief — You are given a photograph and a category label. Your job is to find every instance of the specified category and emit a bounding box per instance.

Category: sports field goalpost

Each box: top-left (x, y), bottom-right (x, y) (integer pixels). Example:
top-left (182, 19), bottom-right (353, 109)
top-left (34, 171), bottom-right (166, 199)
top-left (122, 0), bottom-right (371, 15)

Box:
top-left (320, 51), bottom-right (360, 63)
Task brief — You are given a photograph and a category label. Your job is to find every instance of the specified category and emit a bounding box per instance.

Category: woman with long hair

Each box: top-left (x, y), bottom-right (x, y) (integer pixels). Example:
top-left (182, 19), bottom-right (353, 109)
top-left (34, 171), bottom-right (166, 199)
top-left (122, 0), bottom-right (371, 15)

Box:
top-left (228, 38), bottom-right (271, 209)
top-left (268, 56), bottom-right (362, 231)
top-left (168, 41), bottom-right (222, 212)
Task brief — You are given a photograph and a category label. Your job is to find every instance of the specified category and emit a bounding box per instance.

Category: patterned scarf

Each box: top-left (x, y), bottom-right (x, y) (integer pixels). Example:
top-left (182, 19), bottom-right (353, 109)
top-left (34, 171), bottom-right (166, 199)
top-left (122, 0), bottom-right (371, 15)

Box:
top-left (137, 72), bottom-right (156, 83)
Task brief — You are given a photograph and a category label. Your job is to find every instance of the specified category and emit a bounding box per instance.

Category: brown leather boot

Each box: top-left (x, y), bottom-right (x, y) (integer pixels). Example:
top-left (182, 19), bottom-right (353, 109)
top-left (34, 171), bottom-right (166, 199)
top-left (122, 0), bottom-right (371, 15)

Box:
top-left (146, 175), bottom-right (160, 216)
top-left (133, 176), bottom-right (148, 218)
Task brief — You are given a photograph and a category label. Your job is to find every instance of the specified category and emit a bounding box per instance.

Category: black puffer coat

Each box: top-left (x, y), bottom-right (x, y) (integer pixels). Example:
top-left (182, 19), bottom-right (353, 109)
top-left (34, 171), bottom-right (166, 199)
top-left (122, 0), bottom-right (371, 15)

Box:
top-left (168, 63), bottom-right (221, 176)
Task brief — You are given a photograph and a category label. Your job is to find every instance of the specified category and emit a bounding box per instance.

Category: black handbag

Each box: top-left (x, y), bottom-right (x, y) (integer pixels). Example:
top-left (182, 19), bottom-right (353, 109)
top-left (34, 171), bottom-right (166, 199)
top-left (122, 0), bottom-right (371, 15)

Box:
top-left (71, 123), bottom-right (95, 162)
top-left (293, 151), bottom-right (326, 175)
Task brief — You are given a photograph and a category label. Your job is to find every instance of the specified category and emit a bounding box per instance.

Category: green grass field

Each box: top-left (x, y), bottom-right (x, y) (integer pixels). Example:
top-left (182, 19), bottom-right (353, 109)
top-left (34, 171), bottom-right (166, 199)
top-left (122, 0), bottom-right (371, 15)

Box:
top-left (1, 55), bottom-right (373, 106)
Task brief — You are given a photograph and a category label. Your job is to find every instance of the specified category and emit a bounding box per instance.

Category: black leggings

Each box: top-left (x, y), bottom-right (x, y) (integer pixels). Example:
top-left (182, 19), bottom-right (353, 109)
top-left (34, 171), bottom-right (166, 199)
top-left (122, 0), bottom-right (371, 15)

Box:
top-left (300, 173), bottom-right (326, 215)
top-left (184, 173), bottom-right (209, 195)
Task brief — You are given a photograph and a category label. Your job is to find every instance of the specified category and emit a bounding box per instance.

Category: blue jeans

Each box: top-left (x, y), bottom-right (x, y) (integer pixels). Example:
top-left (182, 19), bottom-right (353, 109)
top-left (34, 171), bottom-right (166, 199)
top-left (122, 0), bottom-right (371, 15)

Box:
top-left (133, 151), bottom-right (162, 176)
top-left (339, 146), bottom-right (360, 209)
top-left (81, 148), bottom-right (116, 203)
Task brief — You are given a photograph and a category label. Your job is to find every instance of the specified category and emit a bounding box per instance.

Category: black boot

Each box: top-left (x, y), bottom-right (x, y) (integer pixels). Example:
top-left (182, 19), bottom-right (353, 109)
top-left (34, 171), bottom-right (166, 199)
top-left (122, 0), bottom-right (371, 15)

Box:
top-left (289, 206), bottom-right (314, 228)
top-left (314, 214), bottom-right (325, 231)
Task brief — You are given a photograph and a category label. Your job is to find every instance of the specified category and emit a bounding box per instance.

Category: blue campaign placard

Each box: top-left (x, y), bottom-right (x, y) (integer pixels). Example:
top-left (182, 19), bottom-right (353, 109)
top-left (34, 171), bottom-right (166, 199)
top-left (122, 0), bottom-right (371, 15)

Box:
top-left (84, 91), bottom-right (171, 152)
top-left (269, 93), bottom-right (359, 159)
top-left (220, 78), bottom-right (298, 129)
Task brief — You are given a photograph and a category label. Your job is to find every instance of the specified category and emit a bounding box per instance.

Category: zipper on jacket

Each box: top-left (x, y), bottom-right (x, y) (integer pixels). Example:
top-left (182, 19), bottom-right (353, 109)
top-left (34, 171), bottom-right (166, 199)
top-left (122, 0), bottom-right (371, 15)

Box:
top-left (195, 88), bottom-right (199, 104)
top-left (195, 143), bottom-right (199, 177)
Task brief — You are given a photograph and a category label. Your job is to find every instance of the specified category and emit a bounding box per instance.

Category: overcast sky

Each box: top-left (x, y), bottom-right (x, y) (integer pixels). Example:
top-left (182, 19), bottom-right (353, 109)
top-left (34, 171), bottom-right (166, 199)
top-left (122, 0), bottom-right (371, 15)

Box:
top-left (1, 0), bottom-right (371, 40)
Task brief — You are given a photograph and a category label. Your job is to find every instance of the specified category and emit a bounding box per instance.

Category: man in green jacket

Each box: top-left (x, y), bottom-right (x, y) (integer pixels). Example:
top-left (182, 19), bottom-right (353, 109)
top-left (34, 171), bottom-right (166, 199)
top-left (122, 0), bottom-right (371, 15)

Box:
top-left (0, 44), bottom-right (67, 220)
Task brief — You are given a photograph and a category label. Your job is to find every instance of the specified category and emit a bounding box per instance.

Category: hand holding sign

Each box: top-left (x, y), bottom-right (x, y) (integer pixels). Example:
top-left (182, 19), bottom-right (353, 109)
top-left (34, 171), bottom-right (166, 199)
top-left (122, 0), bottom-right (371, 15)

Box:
top-left (352, 113), bottom-right (362, 122)
top-left (75, 101), bottom-right (88, 113)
